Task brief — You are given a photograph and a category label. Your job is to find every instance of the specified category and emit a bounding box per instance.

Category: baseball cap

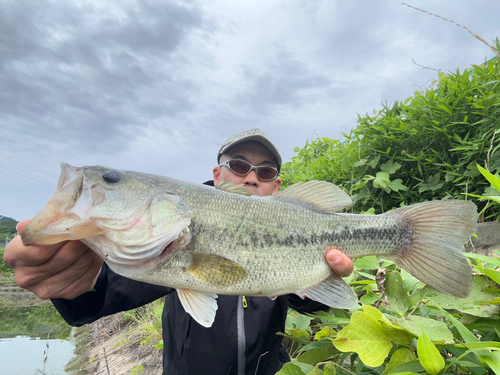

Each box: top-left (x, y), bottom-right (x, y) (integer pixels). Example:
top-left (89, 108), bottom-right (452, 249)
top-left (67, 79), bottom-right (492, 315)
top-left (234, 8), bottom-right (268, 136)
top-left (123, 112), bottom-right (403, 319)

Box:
top-left (217, 128), bottom-right (282, 171)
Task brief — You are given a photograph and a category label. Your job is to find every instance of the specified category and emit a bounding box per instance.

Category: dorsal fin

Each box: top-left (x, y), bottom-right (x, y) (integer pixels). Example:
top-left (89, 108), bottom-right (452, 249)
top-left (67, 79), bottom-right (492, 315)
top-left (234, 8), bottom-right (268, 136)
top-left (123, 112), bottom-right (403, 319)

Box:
top-left (274, 181), bottom-right (352, 213)
top-left (215, 180), bottom-right (254, 196)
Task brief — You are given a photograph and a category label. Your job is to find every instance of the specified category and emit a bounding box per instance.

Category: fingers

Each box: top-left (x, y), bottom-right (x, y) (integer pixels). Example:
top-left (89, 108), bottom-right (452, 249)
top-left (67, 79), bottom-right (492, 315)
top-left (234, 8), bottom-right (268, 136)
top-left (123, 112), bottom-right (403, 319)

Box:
top-left (16, 218), bottom-right (31, 234)
top-left (4, 225), bottom-right (104, 300)
top-left (325, 248), bottom-right (354, 278)
top-left (32, 249), bottom-right (104, 300)
top-left (6, 220), bottom-right (69, 268)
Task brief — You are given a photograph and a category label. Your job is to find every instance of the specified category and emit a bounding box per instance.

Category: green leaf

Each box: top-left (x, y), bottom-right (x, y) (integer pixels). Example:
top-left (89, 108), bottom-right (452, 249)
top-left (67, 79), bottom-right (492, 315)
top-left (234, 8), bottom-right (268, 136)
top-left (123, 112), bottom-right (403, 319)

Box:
top-left (373, 172), bottom-right (391, 189)
top-left (287, 328), bottom-right (311, 341)
top-left (423, 275), bottom-right (500, 318)
top-left (297, 346), bottom-right (337, 365)
top-left (306, 365), bottom-right (323, 375)
top-left (477, 164), bottom-right (500, 193)
top-left (434, 306), bottom-right (500, 374)
top-left (452, 341), bottom-right (500, 350)
top-left (389, 178), bottom-right (408, 191)
top-left (483, 269), bottom-right (500, 284)
top-left (380, 161), bottom-right (402, 174)
top-left (323, 362), bottom-right (336, 375)
top-left (287, 311), bottom-right (313, 332)
top-left (387, 360), bottom-right (425, 374)
top-left (417, 331), bottom-right (445, 375)
top-left (378, 320), bottom-right (416, 345)
top-left (314, 326), bottom-right (336, 340)
top-left (464, 252), bottom-right (500, 267)
top-left (360, 290), bottom-right (381, 305)
top-left (276, 362), bottom-right (306, 375)
top-left (153, 340), bottom-right (164, 350)
top-left (331, 312), bottom-right (392, 367)
top-left (301, 340), bottom-right (335, 352)
top-left (382, 348), bottom-right (417, 375)
top-left (354, 256), bottom-right (380, 270)
top-left (395, 316), bottom-right (454, 344)
top-left (384, 270), bottom-right (410, 315)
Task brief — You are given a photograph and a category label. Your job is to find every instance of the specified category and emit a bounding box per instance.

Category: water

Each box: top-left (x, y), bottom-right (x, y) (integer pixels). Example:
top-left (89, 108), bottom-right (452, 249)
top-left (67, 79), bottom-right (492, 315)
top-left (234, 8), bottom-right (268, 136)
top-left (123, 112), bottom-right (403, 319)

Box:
top-left (0, 305), bottom-right (75, 375)
top-left (0, 336), bottom-right (75, 375)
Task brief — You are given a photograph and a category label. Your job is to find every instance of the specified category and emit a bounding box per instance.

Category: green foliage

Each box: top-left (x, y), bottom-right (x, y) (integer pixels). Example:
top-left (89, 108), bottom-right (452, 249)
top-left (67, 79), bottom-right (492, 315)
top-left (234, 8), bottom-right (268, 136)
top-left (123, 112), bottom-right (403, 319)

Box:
top-left (116, 299), bottom-right (164, 373)
top-left (0, 246), bottom-right (14, 275)
top-left (0, 306), bottom-right (71, 340)
top-left (280, 253), bottom-right (500, 375)
top-left (0, 219), bottom-right (17, 245)
top-left (278, 46), bottom-right (500, 374)
top-left (0, 219), bottom-right (17, 275)
top-left (281, 53), bottom-right (500, 220)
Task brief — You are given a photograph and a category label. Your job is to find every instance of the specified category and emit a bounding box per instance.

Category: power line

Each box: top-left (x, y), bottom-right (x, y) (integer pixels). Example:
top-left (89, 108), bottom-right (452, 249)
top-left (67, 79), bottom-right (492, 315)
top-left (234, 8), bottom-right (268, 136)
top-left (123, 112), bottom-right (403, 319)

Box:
top-left (0, 135), bottom-right (62, 166)
top-left (0, 173), bottom-right (56, 197)
top-left (0, 182), bottom-right (52, 201)
top-left (0, 149), bottom-right (60, 179)
top-left (0, 140), bottom-right (60, 173)
top-left (0, 187), bottom-right (48, 205)
top-left (0, 163), bottom-right (59, 187)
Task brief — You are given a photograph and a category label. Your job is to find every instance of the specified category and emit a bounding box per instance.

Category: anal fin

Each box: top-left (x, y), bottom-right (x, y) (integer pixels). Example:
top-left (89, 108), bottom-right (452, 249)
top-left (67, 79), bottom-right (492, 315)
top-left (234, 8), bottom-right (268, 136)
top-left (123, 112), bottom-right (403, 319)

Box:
top-left (298, 274), bottom-right (358, 309)
top-left (177, 289), bottom-right (218, 328)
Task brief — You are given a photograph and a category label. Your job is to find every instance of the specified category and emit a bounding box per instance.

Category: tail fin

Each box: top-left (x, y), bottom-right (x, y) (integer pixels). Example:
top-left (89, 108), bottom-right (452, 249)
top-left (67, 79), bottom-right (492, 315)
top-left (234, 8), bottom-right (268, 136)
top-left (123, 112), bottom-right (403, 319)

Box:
top-left (387, 200), bottom-right (477, 298)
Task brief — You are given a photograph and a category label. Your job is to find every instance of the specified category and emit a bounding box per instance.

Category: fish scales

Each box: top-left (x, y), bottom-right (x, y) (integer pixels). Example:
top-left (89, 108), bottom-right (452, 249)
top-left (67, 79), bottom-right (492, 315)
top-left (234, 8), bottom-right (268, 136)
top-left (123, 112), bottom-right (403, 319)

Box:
top-left (136, 186), bottom-right (412, 296)
top-left (21, 164), bottom-right (478, 327)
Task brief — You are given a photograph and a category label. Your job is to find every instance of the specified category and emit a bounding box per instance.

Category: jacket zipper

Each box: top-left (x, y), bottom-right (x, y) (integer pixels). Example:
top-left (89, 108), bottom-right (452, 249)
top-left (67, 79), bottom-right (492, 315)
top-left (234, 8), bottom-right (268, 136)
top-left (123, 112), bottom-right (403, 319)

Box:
top-left (238, 295), bottom-right (247, 375)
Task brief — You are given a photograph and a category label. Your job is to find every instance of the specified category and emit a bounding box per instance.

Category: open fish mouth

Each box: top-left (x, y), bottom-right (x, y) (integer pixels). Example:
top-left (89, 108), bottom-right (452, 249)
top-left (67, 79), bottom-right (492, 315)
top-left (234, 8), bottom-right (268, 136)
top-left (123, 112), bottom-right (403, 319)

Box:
top-left (22, 164), bottom-right (103, 246)
top-left (22, 163), bottom-right (193, 273)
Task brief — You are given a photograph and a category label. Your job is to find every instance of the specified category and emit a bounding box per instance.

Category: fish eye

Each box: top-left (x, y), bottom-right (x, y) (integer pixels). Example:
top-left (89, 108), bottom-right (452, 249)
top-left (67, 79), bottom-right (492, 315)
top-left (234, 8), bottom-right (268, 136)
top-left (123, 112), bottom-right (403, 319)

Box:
top-left (103, 170), bottom-right (121, 183)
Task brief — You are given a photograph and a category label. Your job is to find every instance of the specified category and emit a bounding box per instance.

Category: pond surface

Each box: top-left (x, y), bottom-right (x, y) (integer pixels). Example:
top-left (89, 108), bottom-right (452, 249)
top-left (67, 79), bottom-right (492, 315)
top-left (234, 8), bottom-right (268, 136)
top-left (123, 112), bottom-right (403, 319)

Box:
top-left (0, 306), bottom-right (75, 375)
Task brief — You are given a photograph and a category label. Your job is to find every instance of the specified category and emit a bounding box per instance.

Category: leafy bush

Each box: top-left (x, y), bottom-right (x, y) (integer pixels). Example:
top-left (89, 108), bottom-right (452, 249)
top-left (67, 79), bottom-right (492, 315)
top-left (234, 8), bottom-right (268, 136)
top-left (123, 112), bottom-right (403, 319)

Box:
top-left (0, 246), bottom-right (14, 275)
top-left (278, 44), bottom-right (500, 375)
top-left (281, 42), bottom-right (500, 221)
top-left (278, 253), bottom-right (500, 375)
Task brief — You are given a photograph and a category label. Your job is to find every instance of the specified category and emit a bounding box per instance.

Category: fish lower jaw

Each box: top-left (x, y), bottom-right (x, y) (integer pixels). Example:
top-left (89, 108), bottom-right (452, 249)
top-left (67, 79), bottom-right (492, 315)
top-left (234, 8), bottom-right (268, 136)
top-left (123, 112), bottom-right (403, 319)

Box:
top-left (84, 238), bottom-right (178, 278)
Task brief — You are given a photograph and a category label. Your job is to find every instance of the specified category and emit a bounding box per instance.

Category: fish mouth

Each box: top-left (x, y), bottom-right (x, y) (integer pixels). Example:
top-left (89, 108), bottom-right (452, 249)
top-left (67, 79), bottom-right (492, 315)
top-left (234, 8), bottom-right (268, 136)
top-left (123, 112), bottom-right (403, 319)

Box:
top-left (22, 163), bottom-right (103, 246)
top-left (22, 163), bottom-right (193, 276)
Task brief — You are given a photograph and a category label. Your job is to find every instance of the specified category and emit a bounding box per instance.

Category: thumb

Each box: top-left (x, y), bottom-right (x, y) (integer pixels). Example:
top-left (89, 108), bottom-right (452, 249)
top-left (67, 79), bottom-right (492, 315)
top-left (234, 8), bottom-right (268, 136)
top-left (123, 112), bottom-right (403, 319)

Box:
top-left (16, 218), bottom-right (32, 235)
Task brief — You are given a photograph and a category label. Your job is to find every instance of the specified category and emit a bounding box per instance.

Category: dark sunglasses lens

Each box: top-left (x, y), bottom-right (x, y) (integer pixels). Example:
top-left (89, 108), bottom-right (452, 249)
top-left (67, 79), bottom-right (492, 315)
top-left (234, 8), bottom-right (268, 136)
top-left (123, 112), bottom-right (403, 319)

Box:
top-left (228, 160), bottom-right (251, 175)
top-left (257, 167), bottom-right (277, 180)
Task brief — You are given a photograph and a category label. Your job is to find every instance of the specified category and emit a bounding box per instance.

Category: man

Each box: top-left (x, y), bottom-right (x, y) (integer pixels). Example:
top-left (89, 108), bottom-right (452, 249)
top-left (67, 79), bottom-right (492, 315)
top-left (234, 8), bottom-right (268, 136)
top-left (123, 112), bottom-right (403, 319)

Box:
top-left (5, 128), bottom-right (353, 374)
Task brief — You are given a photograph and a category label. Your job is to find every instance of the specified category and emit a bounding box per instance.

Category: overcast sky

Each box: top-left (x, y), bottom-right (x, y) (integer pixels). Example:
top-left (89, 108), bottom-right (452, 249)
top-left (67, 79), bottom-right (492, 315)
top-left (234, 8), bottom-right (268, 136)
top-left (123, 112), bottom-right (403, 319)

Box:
top-left (1, 0), bottom-right (499, 222)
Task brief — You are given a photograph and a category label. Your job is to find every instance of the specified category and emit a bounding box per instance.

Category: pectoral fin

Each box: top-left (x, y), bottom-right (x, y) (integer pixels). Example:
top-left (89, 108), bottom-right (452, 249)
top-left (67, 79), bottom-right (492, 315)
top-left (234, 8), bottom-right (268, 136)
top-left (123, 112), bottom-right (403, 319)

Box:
top-left (188, 253), bottom-right (247, 287)
top-left (177, 289), bottom-right (218, 327)
top-left (297, 274), bottom-right (359, 309)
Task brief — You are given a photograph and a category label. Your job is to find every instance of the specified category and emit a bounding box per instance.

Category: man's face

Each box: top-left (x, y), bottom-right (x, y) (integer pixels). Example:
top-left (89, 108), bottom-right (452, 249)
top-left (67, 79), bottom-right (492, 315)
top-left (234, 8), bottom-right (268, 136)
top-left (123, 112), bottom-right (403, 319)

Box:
top-left (213, 141), bottom-right (282, 196)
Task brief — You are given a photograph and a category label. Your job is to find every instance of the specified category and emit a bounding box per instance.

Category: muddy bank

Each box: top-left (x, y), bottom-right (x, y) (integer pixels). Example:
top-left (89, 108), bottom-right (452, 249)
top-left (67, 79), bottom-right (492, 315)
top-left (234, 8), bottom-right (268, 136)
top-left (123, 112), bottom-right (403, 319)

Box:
top-left (66, 311), bottom-right (163, 375)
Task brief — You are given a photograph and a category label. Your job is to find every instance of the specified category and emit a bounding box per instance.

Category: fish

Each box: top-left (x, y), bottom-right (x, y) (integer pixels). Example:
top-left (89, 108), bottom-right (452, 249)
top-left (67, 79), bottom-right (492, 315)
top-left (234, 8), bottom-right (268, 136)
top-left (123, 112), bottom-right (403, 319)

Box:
top-left (22, 163), bottom-right (478, 327)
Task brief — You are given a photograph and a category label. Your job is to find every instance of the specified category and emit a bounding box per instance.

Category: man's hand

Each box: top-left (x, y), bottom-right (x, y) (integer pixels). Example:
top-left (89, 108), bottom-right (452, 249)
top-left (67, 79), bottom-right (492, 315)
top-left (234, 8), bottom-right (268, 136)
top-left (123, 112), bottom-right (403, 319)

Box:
top-left (3, 219), bottom-right (104, 300)
top-left (325, 248), bottom-right (353, 278)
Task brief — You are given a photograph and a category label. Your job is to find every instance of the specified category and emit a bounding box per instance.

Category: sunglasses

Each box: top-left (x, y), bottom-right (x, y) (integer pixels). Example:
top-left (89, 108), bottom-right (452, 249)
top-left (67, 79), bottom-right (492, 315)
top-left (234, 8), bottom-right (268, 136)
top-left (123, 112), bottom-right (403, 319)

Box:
top-left (218, 159), bottom-right (279, 181)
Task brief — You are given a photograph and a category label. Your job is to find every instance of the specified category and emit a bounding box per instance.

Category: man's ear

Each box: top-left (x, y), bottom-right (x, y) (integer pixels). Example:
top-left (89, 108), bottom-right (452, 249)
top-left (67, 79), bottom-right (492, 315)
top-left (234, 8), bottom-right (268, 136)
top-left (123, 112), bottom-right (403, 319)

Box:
top-left (272, 177), bottom-right (282, 194)
top-left (213, 166), bottom-right (221, 185)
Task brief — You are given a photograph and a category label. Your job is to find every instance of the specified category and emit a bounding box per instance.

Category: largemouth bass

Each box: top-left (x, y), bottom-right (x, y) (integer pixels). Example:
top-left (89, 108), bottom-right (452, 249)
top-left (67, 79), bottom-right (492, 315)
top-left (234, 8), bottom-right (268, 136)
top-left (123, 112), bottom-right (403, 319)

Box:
top-left (22, 164), bottom-right (477, 327)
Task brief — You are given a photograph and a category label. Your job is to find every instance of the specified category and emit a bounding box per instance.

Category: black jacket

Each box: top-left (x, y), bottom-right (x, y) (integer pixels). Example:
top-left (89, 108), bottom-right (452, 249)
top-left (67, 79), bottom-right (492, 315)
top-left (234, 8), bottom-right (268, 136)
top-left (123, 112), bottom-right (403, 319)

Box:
top-left (53, 266), bottom-right (327, 374)
top-left (52, 182), bottom-right (329, 374)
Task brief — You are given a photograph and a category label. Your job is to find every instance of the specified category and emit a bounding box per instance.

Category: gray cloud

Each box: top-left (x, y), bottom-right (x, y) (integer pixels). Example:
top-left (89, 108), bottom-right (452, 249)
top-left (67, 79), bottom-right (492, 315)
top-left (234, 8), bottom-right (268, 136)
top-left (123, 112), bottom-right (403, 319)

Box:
top-left (1, 0), bottom-right (499, 221)
top-left (0, 0), bottom-right (204, 155)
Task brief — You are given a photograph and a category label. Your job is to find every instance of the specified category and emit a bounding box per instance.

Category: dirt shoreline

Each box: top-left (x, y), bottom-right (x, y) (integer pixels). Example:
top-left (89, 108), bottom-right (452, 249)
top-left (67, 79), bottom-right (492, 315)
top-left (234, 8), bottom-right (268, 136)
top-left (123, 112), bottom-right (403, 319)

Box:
top-left (66, 313), bottom-right (163, 375)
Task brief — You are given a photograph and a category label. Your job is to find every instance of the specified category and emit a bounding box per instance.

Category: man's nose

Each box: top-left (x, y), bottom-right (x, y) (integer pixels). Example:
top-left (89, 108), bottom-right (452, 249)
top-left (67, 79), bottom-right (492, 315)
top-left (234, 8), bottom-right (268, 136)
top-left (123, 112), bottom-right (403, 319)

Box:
top-left (242, 170), bottom-right (259, 185)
